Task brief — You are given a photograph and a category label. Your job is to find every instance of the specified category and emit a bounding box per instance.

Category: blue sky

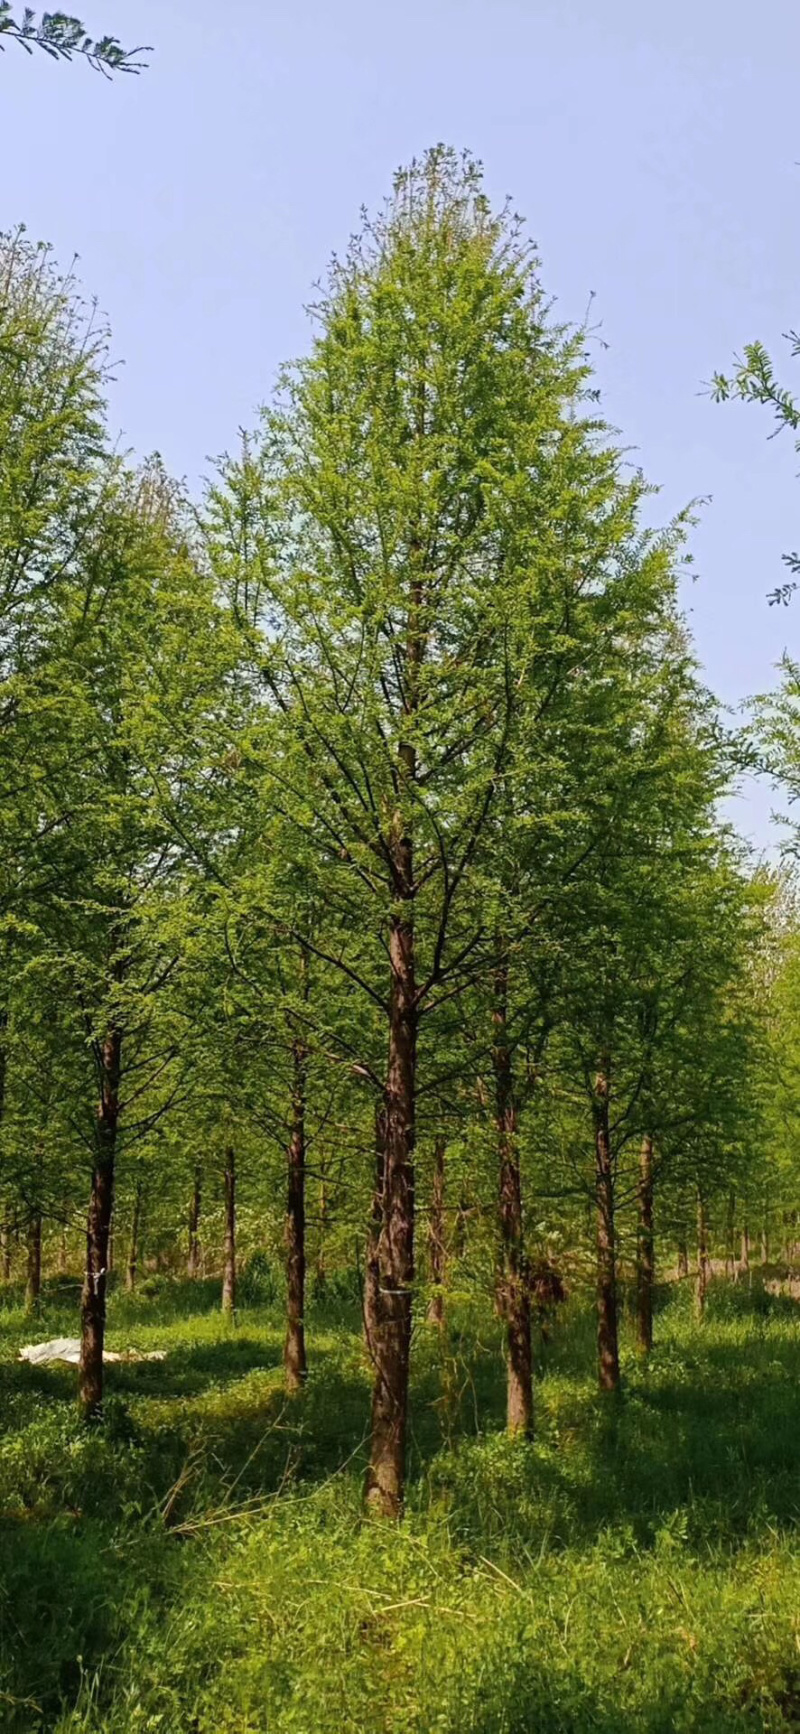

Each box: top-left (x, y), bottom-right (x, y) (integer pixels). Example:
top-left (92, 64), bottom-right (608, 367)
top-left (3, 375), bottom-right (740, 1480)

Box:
top-left (3, 0), bottom-right (799, 847)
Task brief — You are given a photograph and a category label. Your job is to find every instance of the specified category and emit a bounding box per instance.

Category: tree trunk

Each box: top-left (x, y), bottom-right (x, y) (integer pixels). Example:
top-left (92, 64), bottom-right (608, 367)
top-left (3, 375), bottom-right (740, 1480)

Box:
top-left (493, 956), bottom-right (533, 1436)
top-left (636, 1136), bottom-right (655, 1355)
top-left (284, 1033), bottom-right (308, 1392)
top-left (80, 1027), bottom-right (122, 1419)
top-left (740, 1222), bottom-right (750, 1279)
top-left (426, 1136), bottom-right (446, 1328)
top-left (59, 1201), bottom-right (69, 1275)
top-left (1, 1216), bottom-right (11, 1282)
top-left (696, 1191), bottom-right (710, 1319)
top-left (126, 1181), bottom-right (142, 1292)
top-left (316, 1169), bottom-right (328, 1294)
top-left (222, 1147), bottom-right (236, 1315)
top-left (187, 1163), bottom-right (202, 1279)
top-left (594, 1066), bottom-right (619, 1391)
top-left (365, 872), bottom-right (416, 1517)
top-left (25, 1211), bottom-right (42, 1313)
top-left (363, 1100), bottom-right (386, 1365)
top-left (725, 1189), bottom-right (736, 1282)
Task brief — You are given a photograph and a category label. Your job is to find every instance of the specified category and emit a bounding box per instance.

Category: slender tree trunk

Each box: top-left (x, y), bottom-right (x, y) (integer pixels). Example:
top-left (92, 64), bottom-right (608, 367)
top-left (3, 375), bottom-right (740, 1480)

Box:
top-left (80, 1027), bottom-right (122, 1419)
top-left (363, 1101), bottom-right (386, 1364)
top-left (316, 1167), bottom-right (328, 1294)
top-left (126, 1181), bottom-right (142, 1292)
top-left (696, 1191), bottom-right (710, 1319)
top-left (1, 1216), bottom-right (11, 1281)
top-left (221, 1147), bottom-right (236, 1315)
top-left (187, 1163), bottom-right (202, 1279)
top-left (594, 1066), bottom-right (620, 1391)
top-left (725, 1189), bottom-right (736, 1282)
top-left (636, 1136), bottom-right (655, 1355)
top-left (25, 1211), bottom-right (42, 1313)
top-left (740, 1221), bottom-right (750, 1279)
top-left (427, 1136), bottom-right (446, 1328)
top-left (59, 1200), bottom-right (69, 1275)
top-left (284, 1033), bottom-right (308, 1392)
top-left (365, 474), bottom-right (426, 1518)
top-left (493, 955), bottom-right (533, 1436)
top-left (365, 883), bottom-right (417, 1517)
top-left (761, 1224), bottom-right (769, 1266)
top-left (453, 1194), bottom-right (469, 1262)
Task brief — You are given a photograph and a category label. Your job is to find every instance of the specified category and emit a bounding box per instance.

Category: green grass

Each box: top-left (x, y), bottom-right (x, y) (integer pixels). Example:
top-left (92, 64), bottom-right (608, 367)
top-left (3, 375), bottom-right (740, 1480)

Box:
top-left (3, 1278), bottom-right (800, 1730)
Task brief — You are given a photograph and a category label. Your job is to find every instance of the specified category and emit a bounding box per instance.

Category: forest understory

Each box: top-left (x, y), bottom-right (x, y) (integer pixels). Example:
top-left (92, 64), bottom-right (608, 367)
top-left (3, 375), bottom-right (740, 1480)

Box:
top-left (3, 1272), bottom-right (800, 1733)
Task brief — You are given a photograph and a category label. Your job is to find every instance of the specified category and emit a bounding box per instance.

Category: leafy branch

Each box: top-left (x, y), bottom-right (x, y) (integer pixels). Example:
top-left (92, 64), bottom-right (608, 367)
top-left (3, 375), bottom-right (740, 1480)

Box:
top-left (0, 6), bottom-right (150, 74)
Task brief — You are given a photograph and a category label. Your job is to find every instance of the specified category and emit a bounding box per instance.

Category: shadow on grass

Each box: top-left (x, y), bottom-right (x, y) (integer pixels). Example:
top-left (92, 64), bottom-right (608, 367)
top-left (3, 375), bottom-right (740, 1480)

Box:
top-left (4, 1280), bottom-right (800, 1730)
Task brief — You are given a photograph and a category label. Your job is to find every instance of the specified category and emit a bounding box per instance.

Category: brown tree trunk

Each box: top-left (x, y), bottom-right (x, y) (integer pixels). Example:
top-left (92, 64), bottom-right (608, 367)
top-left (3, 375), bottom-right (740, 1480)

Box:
top-left (316, 1168), bottom-right (328, 1294)
top-left (363, 1100), bottom-right (386, 1363)
top-left (761, 1225), bottom-right (769, 1266)
top-left (365, 498), bottom-right (425, 1519)
top-left (636, 1136), bottom-right (655, 1355)
top-left (25, 1210), bottom-right (42, 1313)
top-left (126, 1181), bottom-right (142, 1292)
top-left (187, 1163), bottom-right (202, 1279)
top-left (365, 853), bottom-right (417, 1516)
top-left (284, 1033), bottom-right (308, 1392)
top-left (80, 1027), bottom-right (122, 1420)
top-left (222, 1147), bottom-right (236, 1315)
top-left (725, 1189), bottom-right (736, 1282)
top-left (594, 1066), bottom-right (620, 1391)
top-left (426, 1136), bottom-right (446, 1327)
top-left (1, 1216), bottom-right (11, 1282)
top-left (740, 1222), bottom-right (750, 1279)
top-left (696, 1191), bottom-right (710, 1319)
top-left (493, 956), bottom-right (533, 1436)
top-left (453, 1193), bottom-right (469, 1262)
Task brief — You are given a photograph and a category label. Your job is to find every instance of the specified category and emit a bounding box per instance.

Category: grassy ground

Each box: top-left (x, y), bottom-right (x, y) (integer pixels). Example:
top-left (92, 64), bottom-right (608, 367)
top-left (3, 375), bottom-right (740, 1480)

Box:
top-left (3, 1277), bottom-right (800, 1731)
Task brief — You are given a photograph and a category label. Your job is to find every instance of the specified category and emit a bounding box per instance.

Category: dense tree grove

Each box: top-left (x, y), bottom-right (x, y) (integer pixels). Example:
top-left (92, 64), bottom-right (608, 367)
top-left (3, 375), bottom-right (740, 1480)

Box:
top-left (2, 150), bottom-right (800, 1547)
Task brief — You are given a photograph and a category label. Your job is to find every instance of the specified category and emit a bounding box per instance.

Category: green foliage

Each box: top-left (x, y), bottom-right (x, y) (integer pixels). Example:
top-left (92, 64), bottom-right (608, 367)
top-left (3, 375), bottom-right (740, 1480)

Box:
top-left (713, 335), bottom-right (800, 604)
top-left (0, 6), bottom-right (150, 74)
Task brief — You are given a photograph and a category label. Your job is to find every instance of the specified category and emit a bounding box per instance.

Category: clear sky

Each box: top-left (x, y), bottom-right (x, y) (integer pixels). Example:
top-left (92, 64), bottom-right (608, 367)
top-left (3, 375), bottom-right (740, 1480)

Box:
top-left (3, 0), bottom-right (799, 847)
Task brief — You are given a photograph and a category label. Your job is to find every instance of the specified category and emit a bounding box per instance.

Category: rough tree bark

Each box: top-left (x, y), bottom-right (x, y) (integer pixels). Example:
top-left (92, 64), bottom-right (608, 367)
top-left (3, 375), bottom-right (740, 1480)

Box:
top-left (25, 1210), bottom-right (42, 1313)
top-left (594, 1064), bottom-right (620, 1392)
top-left (221, 1147), bottom-right (236, 1315)
top-left (80, 1026), bottom-right (122, 1419)
top-left (187, 1163), bottom-right (202, 1279)
top-left (696, 1190), bottom-right (710, 1319)
top-left (493, 954), bottom-right (533, 1436)
top-left (126, 1181), bottom-right (142, 1292)
top-left (284, 1029), bottom-right (308, 1392)
top-left (364, 873), bottom-right (417, 1516)
top-left (427, 1136), bottom-right (446, 1328)
top-left (636, 1135), bottom-right (655, 1355)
